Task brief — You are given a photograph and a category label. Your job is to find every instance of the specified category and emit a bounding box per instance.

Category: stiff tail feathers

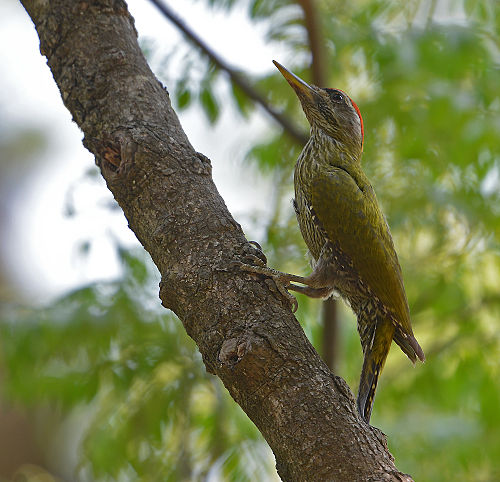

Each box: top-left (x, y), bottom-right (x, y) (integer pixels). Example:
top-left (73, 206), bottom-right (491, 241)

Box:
top-left (394, 325), bottom-right (425, 364)
top-left (356, 321), bottom-right (394, 423)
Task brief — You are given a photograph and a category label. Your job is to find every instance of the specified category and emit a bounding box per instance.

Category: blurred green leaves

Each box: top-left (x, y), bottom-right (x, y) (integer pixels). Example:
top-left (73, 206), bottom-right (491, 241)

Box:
top-left (1, 248), bottom-right (274, 480)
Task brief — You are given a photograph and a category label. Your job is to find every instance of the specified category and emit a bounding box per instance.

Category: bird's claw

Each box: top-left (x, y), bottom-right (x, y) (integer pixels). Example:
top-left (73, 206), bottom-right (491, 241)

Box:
top-left (236, 261), bottom-right (299, 313)
top-left (242, 253), bottom-right (267, 267)
top-left (270, 280), bottom-right (298, 313)
top-left (248, 240), bottom-right (263, 251)
top-left (246, 240), bottom-right (268, 265)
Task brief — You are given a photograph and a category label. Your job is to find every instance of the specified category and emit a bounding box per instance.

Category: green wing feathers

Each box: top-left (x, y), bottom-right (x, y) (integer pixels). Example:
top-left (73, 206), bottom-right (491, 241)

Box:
top-left (311, 168), bottom-right (424, 362)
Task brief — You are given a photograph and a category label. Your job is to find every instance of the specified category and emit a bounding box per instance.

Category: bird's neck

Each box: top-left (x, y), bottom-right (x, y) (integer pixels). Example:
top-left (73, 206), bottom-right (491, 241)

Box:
top-left (306, 126), bottom-right (362, 169)
top-left (295, 126), bottom-right (365, 193)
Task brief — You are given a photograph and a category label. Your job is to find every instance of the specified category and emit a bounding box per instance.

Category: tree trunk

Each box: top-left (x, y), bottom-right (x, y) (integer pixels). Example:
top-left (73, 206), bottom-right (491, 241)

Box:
top-left (20, 1), bottom-right (412, 480)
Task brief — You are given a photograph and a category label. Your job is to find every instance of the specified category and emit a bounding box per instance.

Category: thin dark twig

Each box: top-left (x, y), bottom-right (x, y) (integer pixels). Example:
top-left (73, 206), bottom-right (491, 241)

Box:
top-left (149, 0), bottom-right (308, 145)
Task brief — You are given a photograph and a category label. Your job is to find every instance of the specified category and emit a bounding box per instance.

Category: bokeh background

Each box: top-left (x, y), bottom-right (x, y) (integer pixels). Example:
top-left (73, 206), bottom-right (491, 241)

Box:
top-left (1, 0), bottom-right (500, 480)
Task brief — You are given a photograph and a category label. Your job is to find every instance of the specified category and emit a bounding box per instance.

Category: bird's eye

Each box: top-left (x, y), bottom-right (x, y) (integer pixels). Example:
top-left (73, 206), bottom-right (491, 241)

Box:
top-left (330, 91), bottom-right (343, 102)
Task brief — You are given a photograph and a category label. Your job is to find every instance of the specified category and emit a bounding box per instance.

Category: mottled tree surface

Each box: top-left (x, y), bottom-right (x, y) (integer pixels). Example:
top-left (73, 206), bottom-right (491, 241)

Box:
top-left (20, 1), bottom-right (412, 480)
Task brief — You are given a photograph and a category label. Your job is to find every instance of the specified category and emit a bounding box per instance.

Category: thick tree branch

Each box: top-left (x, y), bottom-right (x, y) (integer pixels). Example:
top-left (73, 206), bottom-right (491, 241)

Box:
top-left (20, 0), bottom-right (411, 480)
top-left (149, 0), bottom-right (308, 145)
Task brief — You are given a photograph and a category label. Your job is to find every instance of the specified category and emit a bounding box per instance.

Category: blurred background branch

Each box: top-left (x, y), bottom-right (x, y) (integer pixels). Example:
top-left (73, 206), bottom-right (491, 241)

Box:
top-left (149, 0), bottom-right (308, 145)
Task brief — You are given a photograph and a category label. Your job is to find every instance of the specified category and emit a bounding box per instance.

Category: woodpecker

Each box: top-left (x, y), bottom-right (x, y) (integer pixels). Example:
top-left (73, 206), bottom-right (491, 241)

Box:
top-left (243, 61), bottom-right (425, 423)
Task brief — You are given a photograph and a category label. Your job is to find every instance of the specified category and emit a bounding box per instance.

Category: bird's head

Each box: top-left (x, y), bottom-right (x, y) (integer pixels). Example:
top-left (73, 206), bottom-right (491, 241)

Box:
top-left (273, 60), bottom-right (364, 157)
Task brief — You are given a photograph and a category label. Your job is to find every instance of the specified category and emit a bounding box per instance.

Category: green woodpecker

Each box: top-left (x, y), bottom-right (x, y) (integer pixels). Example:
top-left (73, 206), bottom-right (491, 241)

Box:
top-left (243, 61), bottom-right (425, 423)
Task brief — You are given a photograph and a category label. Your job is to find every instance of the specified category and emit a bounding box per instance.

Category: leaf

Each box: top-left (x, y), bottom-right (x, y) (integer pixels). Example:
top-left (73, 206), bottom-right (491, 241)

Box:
top-left (231, 82), bottom-right (253, 117)
top-left (176, 87), bottom-right (191, 110)
top-left (199, 86), bottom-right (219, 124)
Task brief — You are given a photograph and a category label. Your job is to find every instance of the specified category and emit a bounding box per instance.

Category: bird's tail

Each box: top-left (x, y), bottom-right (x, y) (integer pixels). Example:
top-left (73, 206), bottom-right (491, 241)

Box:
top-left (394, 325), bottom-right (426, 364)
top-left (356, 319), bottom-right (395, 424)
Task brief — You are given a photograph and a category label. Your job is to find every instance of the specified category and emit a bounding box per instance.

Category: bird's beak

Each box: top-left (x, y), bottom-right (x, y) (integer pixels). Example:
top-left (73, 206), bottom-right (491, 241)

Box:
top-left (273, 60), bottom-right (315, 102)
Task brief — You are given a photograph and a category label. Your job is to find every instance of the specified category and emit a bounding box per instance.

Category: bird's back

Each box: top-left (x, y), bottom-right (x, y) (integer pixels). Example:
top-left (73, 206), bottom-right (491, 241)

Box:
top-left (293, 135), bottom-right (423, 362)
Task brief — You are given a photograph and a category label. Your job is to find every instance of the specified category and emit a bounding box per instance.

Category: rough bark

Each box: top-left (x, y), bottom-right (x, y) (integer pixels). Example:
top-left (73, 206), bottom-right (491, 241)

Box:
top-left (20, 1), bottom-right (413, 480)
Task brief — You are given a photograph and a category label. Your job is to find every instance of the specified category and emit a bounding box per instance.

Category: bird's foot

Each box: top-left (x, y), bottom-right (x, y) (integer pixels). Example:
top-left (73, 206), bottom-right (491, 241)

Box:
top-left (286, 284), bottom-right (334, 299)
top-left (247, 240), bottom-right (267, 265)
top-left (240, 262), bottom-right (299, 313)
top-left (235, 243), bottom-right (299, 312)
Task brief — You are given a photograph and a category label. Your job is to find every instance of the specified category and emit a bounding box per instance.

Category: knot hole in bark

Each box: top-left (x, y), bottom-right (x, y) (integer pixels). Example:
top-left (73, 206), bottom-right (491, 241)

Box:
top-left (86, 132), bottom-right (137, 179)
top-left (219, 338), bottom-right (250, 367)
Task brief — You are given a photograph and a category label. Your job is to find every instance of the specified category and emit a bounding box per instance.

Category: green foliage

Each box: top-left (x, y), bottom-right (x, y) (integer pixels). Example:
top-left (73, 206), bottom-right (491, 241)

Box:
top-left (200, 84), bottom-right (220, 123)
top-left (231, 82), bottom-right (254, 117)
top-left (3, 0), bottom-right (500, 479)
top-left (1, 249), bottom-right (274, 481)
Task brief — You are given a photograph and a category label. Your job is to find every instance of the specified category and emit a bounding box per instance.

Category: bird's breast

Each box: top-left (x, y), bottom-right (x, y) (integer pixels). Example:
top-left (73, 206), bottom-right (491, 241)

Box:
top-left (293, 187), bottom-right (325, 262)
